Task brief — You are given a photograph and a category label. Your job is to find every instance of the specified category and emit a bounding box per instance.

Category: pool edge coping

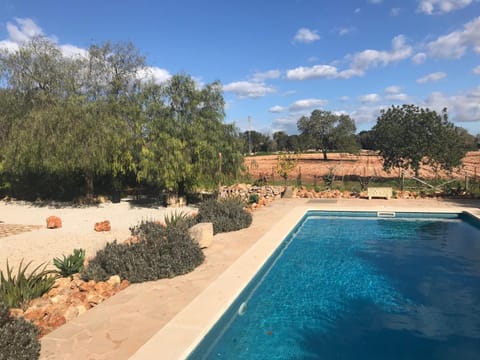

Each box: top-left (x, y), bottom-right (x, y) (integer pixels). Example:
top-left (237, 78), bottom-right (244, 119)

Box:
top-left (130, 204), bottom-right (480, 359)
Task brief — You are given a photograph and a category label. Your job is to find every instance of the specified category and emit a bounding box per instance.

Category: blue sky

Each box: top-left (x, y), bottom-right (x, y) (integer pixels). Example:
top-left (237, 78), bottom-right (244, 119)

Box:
top-left (0, 0), bottom-right (479, 135)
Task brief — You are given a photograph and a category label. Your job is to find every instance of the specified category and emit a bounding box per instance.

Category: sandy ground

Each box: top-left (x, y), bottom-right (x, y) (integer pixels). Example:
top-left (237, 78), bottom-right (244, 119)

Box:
top-left (0, 200), bottom-right (194, 274)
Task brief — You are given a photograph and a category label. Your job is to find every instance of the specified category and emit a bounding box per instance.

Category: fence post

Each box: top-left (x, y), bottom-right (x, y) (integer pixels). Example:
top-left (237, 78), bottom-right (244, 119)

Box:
top-left (401, 170), bottom-right (405, 191)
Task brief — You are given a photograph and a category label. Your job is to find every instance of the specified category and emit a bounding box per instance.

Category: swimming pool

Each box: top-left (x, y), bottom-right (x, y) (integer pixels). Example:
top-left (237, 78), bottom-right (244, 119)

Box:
top-left (188, 211), bottom-right (480, 359)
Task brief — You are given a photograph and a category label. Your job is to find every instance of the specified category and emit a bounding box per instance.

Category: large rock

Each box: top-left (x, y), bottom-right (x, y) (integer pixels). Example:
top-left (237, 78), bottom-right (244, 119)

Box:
top-left (12, 273), bottom-right (130, 337)
top-left (46, 216), bottom-right (62, 229)
top-left (94, 220), bottom-right (111, 232)
top-left (189, 222), bottom-right (213, 249)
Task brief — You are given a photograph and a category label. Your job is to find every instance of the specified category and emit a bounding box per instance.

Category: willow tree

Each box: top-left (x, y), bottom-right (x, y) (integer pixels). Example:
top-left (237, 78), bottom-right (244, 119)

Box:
top-left (0, 37), bottom-right (143, 198)
top-left (138, 74), bottom-right (243, 195)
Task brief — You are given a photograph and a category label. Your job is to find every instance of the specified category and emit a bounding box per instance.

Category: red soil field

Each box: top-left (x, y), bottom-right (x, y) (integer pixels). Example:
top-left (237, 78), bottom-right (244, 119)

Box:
top-left (244, 151), bottom-right (480, 184)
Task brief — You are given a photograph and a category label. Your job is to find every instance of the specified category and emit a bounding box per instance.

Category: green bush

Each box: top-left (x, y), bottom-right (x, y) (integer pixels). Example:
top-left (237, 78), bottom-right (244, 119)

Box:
top-left (162, 212), bottom-right (196, 231)
top-left (0, 302), bottom-right (40, 360)
top-left (0, 260), bottom-right (57, 309)
top-left (81, 220), bottom-right (204, 283)
top-left (248, 193), bottom-right (259, 204)
top-left (53, 248), bottom-right (86, 277)
top-left (196, 198), bottom-right (253, 234)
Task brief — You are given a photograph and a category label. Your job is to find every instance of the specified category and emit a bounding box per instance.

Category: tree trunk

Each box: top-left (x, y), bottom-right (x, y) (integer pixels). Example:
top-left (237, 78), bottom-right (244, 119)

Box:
top-left (322, 149), bottom-right (328, 160)
top-left (85, 174), bottom-right (94, 200)
top-left (177, 181), bottom-right (186, 197)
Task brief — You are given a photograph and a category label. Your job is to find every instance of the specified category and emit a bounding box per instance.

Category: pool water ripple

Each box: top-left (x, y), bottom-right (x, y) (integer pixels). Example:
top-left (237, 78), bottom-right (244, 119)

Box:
top-left (189, 212), bottom-right (480, 359)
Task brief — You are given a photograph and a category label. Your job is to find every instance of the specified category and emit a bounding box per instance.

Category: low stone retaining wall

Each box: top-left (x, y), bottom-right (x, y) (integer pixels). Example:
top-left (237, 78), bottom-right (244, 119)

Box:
top-left (219, 184), bottom-right (285, 203)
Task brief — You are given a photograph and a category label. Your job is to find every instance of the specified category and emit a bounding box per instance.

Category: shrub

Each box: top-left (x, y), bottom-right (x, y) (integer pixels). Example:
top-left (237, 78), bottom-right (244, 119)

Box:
top-left (196, 198), bottom-right (252, 234)
top-left (82, 221), bottom-right (204, 283)
top-left (248, 193), bottom-right (259, 204)
top-left (0, 260), bottom-right (57, 309)
top-left (0, 302), bottom-right (40, 360)
top-left (53, 248), bottom-right (86, 277)
top-left (163, 212), bottom-right (196, 230)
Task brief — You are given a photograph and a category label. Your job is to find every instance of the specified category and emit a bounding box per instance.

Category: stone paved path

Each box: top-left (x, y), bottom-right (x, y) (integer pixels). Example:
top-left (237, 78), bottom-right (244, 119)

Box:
top-left (0, 223), bottom-right (43, 238)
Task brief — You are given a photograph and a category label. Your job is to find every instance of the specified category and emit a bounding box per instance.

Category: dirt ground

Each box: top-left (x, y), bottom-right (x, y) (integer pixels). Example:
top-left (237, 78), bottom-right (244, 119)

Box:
top-left (244, 151), bottom-right (480, 184)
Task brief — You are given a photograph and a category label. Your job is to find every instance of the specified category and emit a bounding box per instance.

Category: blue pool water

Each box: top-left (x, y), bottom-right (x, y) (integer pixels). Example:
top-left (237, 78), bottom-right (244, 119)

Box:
top-left (188, 211), bottom-right (480, 360)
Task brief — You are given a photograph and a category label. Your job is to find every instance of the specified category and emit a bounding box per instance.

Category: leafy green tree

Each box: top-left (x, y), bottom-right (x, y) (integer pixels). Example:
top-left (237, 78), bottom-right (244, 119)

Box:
top-left (138, 75), bottom-right (243, 195)
top-left (276, 153), bottom-right (298, 185)
top-left (372, 105), bottom-right (467, 176)
top-left (286, 134), bottom-right (306, 152)
top-left (240, 130), bottom-right (272, 154)
top-left (357, 130), bottom-right (376, 150)
top-left (273, 131), bottom-right (289, 151)
top-left (297, 110), bottom-right (358, 159)
top-left (0, 37), bottom-right (143, 198)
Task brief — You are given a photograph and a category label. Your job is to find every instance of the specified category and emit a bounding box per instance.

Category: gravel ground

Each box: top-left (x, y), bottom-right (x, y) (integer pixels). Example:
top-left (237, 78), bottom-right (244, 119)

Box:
top-left (0, 200), bottom-right (195, 273)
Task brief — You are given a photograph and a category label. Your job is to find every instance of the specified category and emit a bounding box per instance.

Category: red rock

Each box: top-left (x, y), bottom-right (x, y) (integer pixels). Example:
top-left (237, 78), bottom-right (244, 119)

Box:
top-left (79, 280), bottom-right (95, 292)
top-left (9, 308), bottom-right (24, 318)
top-left (94, 220), bottom-right (111, 232)
top-left (86, 293), bottom-right (105, 305)
top-left (94, 281), bottom-right (108, 293)
top-left (24, 308), bottom-right (47, 321)
top-left (119, 279), bottom-right (129, 290)
top-left (46, 313), bottom-right (66, 328)
top-left (71, 291), bottom-right (87, 303)
top-left (46, 216), bottom-right (62, 229)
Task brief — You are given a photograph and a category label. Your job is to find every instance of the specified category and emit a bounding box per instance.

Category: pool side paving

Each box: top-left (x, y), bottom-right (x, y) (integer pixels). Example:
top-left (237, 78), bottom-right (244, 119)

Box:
top-left (39, 198), bottom-right (480, 359)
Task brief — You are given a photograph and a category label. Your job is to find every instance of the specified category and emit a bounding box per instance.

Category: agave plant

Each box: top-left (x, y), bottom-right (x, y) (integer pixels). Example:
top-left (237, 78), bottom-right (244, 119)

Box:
top-left (53, 248), bottom-right (86, 277)
top-left (163, 211), bottom-right (195, 229)
top-left (0, 259), bottom-right (57, 309)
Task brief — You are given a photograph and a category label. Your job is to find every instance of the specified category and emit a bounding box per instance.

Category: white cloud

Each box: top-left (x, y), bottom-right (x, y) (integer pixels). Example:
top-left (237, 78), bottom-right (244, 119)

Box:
top-left (416, 71), bottom-right (447, 83)
top-left (223, 81), bottom-right (275, 98)
top-left (368, 0), bottom-right (383, 4)
top-left (6, 18), bottom-right (43, 43)
top-left (282, 90), bottom-right (297, 96)
top-left (287, 35), bottom-right (412, 81)
top-left (350, 105), bottom-right (385, 125)
top-left (427, 16), bottom-right (480, 59)
top-left (355, 8), bottom-right (361, 13)
top-left (385, 85), bottom-right (402, 94)
top-left (473, 66), bottom-right (480, 74)
top-left (384, 86), bottom-right (408, 101)
top-left (271, 114), bottom-right (300, 134)
top-left (385, 93), bottom-right (409, 101)
top-left (269, 105), bottom-right (286, 113)
top-left (417, 0), bottom-right (473, 14)
top-left (412, 52), bottom-right (427, 64)
top-left (390, 8), bottom-right (402, 16)
top-left (289, 98), bottom-right (328, 111)
top-left (0, 39), bottom-right (18, 52)
top-left (251, 69), bottom-right (281, 81)
top-left (359, 93), bottom-right (381, 103)
top-left (59, 44), bottom-right (88, 58)
top-left (287, 64), bottom-right (340, 80)
top-left (339, 96), bottom-right (350, 101)
top-left (0, 17), bottom-right (43, 52)
top-left (424, 87), bottom-right (480, 122)
top-left (293, 28), bottom-right (321, 44)
top-left (337, 27), bottom-right (355, 36)
top-left (351, 35), bottom-right (413, 71)
top-left (148, 67), bottom-right (171, 83)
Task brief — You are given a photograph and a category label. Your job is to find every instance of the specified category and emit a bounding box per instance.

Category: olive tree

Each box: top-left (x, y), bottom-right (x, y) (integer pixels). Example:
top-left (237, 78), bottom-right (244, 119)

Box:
top-left (297, 110), bottom-right (358, 159)
top-left (372, 104), bottom-right (467, 176)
